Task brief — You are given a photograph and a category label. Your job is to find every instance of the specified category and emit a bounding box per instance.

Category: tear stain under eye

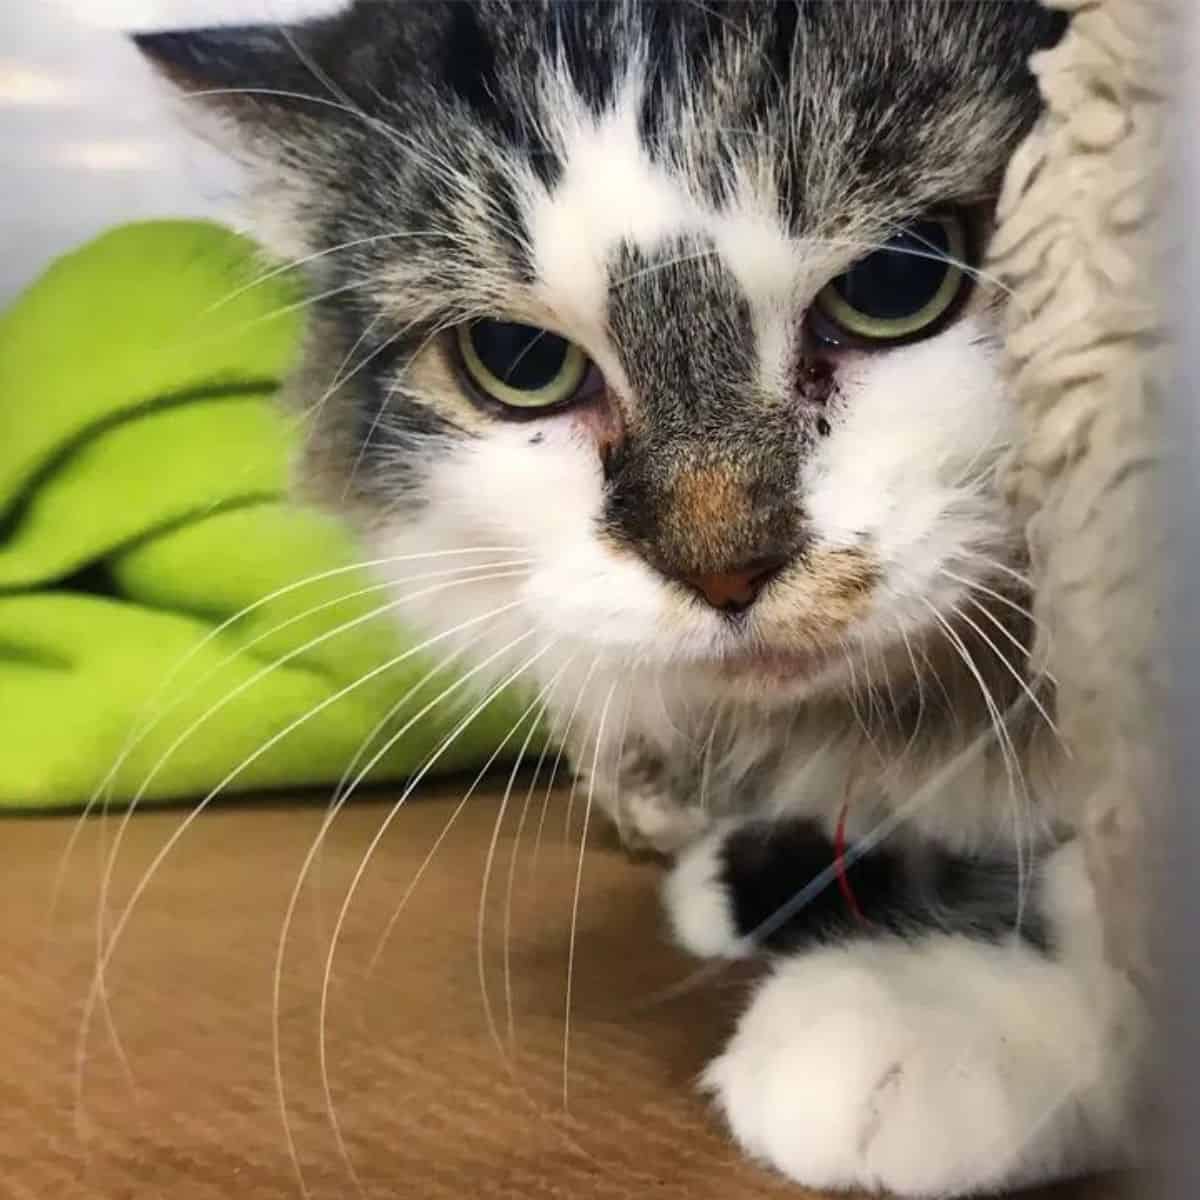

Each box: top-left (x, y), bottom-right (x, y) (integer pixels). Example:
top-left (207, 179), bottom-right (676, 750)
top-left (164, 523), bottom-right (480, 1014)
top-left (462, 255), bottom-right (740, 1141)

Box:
top-left (796, 354), bottom-right (837, 407)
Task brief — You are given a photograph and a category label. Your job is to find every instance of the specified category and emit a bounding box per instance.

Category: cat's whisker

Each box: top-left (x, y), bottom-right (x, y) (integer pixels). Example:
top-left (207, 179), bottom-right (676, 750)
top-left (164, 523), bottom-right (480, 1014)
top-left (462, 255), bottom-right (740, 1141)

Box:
top-left (531, 657), bottom-right (601, 888)
top-left (559, 666), bottom-right (607, 843)
top-left (698, 704), bottom-right (720, 817)
top-left (301, 574), bottom-right (534, 952)
top-left (181, 86), bottom-right (414, 156)
top-left (344, 313), bottom-right (463, 497)
top-left (872, 219), bottom-right (1023, 309)
top-left (952, 598), bottom-right (1063, 737)
top-left (945, 599), bottom-right (1065, 929)
top-left (75, 561), bottom-right (522, 1126)
top-left (855, 631), bottom-right (887, 738)
top-left (938, 567), bottom-right (1045, 635)
top-left (563, 680), bottom-right (619, 1114)
top-left (950, 551), bottom-right (1039, 593)
top-left (608, 247), bottom-right (721, 289)
top-left (281, 635), bottom-right (534, 1198)
top-left (90, 564), bottom-right (530, 941)
top-left (872, 629), bottom-right (907, 744)
top-left (503, 693), bottom-right (563, 1047)
top-left (277, 22), bottom-right (357, 116)
top-left (293, 309), bottom-right (397, 440)
top-left (919, 599), bottom-right (1039, 929)
top-left (919, 598), bottom-right (1027, 804)
top-left (316, 632), bottom-right (550, 1180)
top-left (921, 631), bottom-right (965, 739)
top-left (478, 660), bottom-right (572, 1070)
top-left (892, 615), bottom-right (928, 764)
top-left (836, 634), bottom-right (882, 758)
top-left (199, 232), bottom-right (442, 317)
top-left (271, 629), bottom-right (497, 1197)
top-left (957, 592), bottom-right (1057, 691)
top-left (74, 595), bottom-right (526, 1139)
top-left (57, 555), bottom-right (527, 997)
top-left (239, 278), bottom-right (375, 329)
top-left (57, 545), bottom-right (526, 861)
top-left (54, 553), bottom-right (513, 1122)
top-left (361, 655), bottom-right (561, 986)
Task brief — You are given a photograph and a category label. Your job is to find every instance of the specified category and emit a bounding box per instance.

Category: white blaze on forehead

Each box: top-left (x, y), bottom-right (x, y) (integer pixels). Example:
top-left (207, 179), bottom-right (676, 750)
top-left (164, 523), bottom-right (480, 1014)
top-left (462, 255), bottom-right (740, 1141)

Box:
top-left (524, 76), bottom-right (694, 341)
top-left (521, 76), bottom-right (853, 396)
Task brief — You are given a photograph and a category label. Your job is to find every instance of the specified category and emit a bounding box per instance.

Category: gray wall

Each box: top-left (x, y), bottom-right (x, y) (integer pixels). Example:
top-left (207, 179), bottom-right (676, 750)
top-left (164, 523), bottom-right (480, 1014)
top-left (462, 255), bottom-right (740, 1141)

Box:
top-left (1, 0), bottom-right (344, 304)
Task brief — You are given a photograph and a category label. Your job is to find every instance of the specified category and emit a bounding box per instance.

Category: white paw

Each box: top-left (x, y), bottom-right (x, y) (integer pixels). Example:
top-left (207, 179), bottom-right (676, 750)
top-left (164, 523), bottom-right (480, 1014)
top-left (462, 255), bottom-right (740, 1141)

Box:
top-left (662, 825), bottom-right (749, 959)
top-left (703, 935), bottom-right (1138, 1198)
top-left (616, 781), bottom-right (711, 856)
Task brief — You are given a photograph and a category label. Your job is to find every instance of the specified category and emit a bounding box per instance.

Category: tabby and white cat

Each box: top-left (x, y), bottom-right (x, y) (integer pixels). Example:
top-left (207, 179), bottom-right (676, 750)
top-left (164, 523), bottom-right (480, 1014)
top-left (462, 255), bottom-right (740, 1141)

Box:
top-left (138, 4), bottom-right (1145, 1195)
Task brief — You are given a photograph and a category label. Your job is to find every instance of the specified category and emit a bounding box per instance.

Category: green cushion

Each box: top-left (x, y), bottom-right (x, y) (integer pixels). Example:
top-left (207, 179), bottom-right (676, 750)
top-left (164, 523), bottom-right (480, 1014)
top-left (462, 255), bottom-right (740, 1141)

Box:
top-left (0, 221), bottom-right (536, 809)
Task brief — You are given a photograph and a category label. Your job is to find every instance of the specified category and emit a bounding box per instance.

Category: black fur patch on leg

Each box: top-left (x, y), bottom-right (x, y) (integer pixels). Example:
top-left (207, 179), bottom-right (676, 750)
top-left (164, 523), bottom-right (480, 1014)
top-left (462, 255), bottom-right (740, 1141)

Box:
top-left (720, 820), bottom-right (1049, 953)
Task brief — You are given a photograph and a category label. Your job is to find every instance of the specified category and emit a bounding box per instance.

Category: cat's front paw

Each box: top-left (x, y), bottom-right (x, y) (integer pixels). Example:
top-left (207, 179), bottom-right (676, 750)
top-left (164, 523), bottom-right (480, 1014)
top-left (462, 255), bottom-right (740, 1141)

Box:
top-left (704, 937), bottom-right (1136, 1198)
top-left (608, 742), bottom-right (711, 856)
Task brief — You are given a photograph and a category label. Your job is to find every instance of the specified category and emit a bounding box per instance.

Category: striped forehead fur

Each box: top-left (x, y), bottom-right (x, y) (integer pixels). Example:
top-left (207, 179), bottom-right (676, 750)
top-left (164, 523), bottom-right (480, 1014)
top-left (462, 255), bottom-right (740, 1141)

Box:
top-left (174, 2), bottom-right (1050, 505)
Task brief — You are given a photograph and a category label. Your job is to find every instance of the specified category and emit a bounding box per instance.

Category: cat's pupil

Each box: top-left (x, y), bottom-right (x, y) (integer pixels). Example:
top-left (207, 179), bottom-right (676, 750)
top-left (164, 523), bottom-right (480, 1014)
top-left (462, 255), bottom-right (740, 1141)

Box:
top-left (833, 220), bottom-right (952, 320)
top-left (470, 321), bottom-right (568, 390)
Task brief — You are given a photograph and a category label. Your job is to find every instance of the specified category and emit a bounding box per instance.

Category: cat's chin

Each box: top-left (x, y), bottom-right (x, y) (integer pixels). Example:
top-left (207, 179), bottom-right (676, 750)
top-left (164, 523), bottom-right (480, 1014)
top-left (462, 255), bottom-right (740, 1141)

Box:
top-left (697, 645), bottom-right (844, 704)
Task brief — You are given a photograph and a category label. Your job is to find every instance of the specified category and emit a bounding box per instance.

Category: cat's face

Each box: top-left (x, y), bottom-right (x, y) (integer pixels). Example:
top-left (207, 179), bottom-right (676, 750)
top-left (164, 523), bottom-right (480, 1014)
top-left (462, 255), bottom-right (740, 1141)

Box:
top-left (141, 1), bottom-right (1062, 705)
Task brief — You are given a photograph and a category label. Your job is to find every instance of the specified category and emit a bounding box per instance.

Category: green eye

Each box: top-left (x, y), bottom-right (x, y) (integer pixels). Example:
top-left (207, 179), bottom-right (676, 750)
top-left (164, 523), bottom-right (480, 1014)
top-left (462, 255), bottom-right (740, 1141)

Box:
top-left (456, 319), bottom-right (591, 411)
top-left (813, 213), bottom-right (971, 346)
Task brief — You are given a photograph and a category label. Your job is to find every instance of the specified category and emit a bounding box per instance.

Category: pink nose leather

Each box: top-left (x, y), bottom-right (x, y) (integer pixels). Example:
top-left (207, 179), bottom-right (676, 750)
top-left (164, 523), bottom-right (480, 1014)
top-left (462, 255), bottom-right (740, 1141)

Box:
top-left (681, 559), bottom-right (783, 612)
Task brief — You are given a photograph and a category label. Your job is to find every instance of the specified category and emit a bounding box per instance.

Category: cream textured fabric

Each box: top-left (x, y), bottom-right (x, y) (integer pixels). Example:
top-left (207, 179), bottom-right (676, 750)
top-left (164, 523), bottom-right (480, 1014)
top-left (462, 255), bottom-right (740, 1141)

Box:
top-left (993, 0), bottom-right (1168, 989)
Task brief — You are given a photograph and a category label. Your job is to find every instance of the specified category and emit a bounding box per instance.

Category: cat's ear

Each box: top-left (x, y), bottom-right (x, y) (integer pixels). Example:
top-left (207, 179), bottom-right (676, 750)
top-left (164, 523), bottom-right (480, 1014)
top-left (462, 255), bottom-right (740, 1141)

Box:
top-left (132, 22), bottom-right (348, 123)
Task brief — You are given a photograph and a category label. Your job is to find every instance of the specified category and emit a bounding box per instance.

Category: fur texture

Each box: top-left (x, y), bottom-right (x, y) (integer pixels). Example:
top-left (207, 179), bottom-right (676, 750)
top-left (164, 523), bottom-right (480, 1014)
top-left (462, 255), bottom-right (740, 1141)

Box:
top-left (139, 4), bottom-right (1146, 1194)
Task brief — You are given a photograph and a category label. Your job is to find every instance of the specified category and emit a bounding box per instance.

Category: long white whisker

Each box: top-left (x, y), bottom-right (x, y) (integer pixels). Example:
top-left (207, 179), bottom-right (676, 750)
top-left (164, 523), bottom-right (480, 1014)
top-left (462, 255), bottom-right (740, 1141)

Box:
top-left (362, 657), bottom-right (563, 985)
top-left (80, 576), bottom-right (502, 1138)
top-left (91, 566), bottom-right (529, 964)
top-left (58, 545), bottom-right (525, 902)
top-left (958, 593), bottom-right (1056, 691)
top-left (948, 603), bottom-right (1063, 747)
top-left (920, 599), bottom-right (1033, 929)
top-left (951, 551), bottom-right (1038, 593)
top-left (271, 623), bottom-right (498, 1197)
top-left (343, 314), bottom-right (461, 497)
top-left (501, 688), bottom-right (563, 1046)
top-left (893, 616), bottom-right (927, 762)
top-left (563, 680), bottom-right (618, 1112)
top-left (939, 567), bottom-right (1045, 636)
top-left (316, 632), bottom-right (549, 1180)
top-left (200, 232), bottom-right (436, 316)
top-left (532, 657), bottom-right (600, 884)
top-left (478, 661), bottom-right (572, 1066)
top-left (74, 597), bottom-right (524, 1138)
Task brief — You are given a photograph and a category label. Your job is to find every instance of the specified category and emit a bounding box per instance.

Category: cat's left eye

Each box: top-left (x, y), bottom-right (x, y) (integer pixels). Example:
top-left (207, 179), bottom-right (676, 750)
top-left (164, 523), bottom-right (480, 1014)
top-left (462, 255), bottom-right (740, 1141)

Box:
top-left (454, 320), bottom-right (594, 414)
top-left (811, 212), bottom-right (973, 347)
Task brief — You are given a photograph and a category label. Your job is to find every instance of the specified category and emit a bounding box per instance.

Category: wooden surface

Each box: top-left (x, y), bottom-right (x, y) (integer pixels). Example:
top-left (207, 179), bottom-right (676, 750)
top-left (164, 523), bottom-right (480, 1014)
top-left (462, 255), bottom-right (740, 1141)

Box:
top-left (2, 786), bottom-right (1129, 1198)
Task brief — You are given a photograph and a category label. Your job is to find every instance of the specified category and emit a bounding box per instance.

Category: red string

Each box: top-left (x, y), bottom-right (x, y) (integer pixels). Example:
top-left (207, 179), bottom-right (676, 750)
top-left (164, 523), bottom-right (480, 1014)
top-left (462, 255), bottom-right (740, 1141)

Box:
top-left (834, 803), bottom-right (868, 925)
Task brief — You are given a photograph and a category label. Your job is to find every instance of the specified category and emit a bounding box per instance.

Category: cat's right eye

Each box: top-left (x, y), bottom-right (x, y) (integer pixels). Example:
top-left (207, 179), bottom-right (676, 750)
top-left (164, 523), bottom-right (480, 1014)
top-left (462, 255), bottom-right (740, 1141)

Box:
top-left (810, 212), bottom-right (973, 348)
top-left (453, 320), bottom-right (598, 415)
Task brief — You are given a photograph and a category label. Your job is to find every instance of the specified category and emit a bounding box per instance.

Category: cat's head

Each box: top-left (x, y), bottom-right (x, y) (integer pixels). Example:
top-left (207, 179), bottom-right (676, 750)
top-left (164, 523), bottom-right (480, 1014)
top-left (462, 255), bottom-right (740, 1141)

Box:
top-left (139, 1), bottom-right (1063, 706)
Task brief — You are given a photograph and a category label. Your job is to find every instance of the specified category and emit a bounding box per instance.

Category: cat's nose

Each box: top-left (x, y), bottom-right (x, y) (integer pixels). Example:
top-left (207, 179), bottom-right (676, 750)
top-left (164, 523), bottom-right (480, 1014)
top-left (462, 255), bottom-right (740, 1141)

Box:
top-left (679, 557), bottom-right (787, 613)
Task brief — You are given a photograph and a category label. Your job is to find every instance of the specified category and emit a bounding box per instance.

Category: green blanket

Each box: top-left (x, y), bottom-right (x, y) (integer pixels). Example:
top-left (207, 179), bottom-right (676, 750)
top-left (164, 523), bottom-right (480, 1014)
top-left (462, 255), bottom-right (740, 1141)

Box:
top-left (0, 221), bottom-right (533, 809)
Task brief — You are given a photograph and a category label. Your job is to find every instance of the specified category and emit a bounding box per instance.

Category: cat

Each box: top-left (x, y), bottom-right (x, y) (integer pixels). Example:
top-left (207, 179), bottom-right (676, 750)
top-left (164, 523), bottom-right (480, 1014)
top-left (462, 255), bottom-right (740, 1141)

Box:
top-left (137, 4), bottom-right (1147, 1196)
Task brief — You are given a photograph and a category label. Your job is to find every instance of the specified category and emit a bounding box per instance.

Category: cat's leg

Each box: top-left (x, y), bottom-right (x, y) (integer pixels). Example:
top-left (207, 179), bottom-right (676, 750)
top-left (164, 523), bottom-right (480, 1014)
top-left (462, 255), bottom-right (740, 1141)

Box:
top-left (665, 826), bottom-right (1146, 1197)
top-left (569, 732), bottom-right (713, 855)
